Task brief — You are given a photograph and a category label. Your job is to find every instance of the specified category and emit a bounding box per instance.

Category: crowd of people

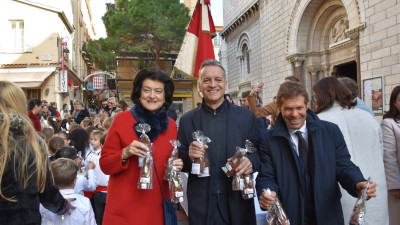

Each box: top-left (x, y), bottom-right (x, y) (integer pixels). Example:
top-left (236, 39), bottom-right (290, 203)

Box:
top-left (0, 58), bottom-right (399, 225)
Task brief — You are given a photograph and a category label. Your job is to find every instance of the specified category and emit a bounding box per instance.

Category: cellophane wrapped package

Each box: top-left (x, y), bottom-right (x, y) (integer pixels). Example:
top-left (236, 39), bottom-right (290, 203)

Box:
top-left (169, 169), bottom-right (184, 203)
top-left (232, 173), bottom-right (243, 191)
top-left (241, 174), bottom-right (255, 199)
top-left (137, 150), bottom-right (153, 190)
top-left (135, 123), bottom-right (151, 167)
top-left (191, 130), bottom-right (211, 177)
top-left (222, 140), bottom-right (256, 177)
top-left (164, 139), bottom-right (180, 181)
top-left (264, 188), bottom-right (290, 225)
top-left (349, 177), bottom-right (371, 225)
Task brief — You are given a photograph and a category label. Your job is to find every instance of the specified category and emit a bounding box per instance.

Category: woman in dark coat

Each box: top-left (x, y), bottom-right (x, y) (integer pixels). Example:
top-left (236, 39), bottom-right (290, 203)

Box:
top-left (71, 100), bottom-right (89, 124)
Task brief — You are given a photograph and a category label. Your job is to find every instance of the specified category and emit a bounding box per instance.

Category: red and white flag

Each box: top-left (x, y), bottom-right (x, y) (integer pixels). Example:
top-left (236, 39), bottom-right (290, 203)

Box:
top-left (173, 0), bottom-right (216, 78)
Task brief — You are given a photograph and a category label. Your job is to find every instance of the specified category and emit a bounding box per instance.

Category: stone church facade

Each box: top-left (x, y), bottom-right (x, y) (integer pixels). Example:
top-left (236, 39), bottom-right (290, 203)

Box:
top-left (220, 0), bottom-right (400, 118)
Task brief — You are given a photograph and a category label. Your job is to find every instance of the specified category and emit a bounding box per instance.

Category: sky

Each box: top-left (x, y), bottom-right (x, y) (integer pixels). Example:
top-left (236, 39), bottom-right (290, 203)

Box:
top-left (90, 0), bottom-right (223, 39)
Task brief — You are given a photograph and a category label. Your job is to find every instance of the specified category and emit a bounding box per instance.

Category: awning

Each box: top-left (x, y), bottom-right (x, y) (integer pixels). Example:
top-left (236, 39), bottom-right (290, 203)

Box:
top-left (0, 67), bottom-right (56, 88)
top-left (173, 93), bottom-right (192, 98)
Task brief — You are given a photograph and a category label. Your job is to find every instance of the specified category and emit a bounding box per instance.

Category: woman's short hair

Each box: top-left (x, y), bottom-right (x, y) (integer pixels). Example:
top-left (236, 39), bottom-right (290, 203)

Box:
top-left (107, 97), bottom-right (117, 106)
top-left (313, 76), bottom-right (356, 114)
top-left (384, 85), bottom-right (400, 122)
top-left (276, 81), bottom-right (309, 107)
top-left (28, 99), bottom-right (42, 111)
top-left (130, 68), bottom-right (174, 110)
top-left (73, 100), bottom-right (84, 106)
top-left (50, 158), bottom-right (78, 188)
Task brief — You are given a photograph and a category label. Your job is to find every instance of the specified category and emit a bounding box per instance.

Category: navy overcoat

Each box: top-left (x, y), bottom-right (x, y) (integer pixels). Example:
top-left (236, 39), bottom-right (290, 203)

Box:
top-left (256, 110), bottom-right (365, 225)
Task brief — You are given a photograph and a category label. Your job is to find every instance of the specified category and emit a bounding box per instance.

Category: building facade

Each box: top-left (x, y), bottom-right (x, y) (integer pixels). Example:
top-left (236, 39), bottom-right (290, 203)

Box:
top-left (221, 0), bottom-right (400, 119)
top-left (0, 0), bottom-right (96, 113)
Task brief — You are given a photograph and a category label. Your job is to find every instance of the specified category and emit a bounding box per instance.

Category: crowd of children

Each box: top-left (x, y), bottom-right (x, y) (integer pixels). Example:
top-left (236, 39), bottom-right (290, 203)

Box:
top-left (32, 99), bottom-right (117, 225)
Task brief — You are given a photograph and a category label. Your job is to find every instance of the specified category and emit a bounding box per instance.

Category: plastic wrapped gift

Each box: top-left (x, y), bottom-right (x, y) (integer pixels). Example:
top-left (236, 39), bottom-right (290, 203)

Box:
top-left (137, 151), bottom-right (153, 189)
top-left (349, 177), bottom-right (371, 225)
top-left (135, 123), bottom-right (151, 167)
top-left (264, 188), bottom-right (290, 225)
top-left (169, 169), bottom-right (184, 203)
top-left (232, 173), bottom-right (244, 191)
top-left (222, 140), bottom-right (256, 177)
top-left (241, 174), bottom-right (255, 199)
top-left (191, 130), bottom-right (211, 177)
top-left (164, 139), bottom-right (180, 181)
top-left (77, 151), bottom-right (87, 177)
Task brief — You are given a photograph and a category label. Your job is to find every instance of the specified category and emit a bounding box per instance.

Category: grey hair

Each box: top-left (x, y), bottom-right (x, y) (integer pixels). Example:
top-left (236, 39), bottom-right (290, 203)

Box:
top-left (199, 59), bottom-right (226, 79)
top-left (338, 77), bottom-right (358, 99)
top-left (73, 99), bottom-right (84, 106)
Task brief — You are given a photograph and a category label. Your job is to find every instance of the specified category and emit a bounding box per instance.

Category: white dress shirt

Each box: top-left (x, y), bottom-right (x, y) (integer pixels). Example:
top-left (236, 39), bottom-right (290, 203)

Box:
top-left (40, 189), bottom-right (97, 225)
top-left (287, 121), bottom-right (308, 156)
top-left (85, 148), bottom-right (109, 188)
top-left (74, 169), bottom-right (97, 195)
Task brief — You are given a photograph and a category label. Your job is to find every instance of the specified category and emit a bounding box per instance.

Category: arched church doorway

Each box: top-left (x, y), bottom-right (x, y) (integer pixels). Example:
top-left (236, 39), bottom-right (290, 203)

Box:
top-left (286, 0), bottom-right (366, 96)
top-left (334, 61), bottom-right (357, 82)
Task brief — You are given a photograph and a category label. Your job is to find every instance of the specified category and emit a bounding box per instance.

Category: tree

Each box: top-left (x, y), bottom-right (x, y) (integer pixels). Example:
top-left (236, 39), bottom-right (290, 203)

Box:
top-left (87, 0), bottom-right (190, 70)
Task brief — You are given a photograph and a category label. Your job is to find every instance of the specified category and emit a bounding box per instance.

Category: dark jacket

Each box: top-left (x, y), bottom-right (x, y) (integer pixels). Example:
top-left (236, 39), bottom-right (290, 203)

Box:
top-left (48, 106), bottom-right (57, 117)
top-left (178, 100), bottom-right (260, 225)
top-left (73, 108), bottom-right (89, 124)
top-left (256, 110), bottom-right (365, 225)
top-left (0, 111), bottom-right (68, 225)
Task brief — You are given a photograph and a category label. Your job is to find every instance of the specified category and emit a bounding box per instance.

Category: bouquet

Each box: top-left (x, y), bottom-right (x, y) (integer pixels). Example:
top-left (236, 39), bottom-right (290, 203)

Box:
top-left (191, 130), bottom-right (211, 177)
top-left (135, 123), bottom-right (152, 167)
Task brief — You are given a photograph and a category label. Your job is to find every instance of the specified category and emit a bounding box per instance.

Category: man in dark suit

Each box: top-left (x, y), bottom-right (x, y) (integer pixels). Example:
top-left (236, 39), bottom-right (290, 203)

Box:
top-left (255, 81), bottom-right (377, 225)
top-left (178, 60), bottom-right (260, 225)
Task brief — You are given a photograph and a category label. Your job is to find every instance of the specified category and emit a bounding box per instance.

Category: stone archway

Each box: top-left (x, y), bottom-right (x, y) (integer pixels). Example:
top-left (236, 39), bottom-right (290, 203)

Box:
top-left (286, 0), bottom-right (366, 91)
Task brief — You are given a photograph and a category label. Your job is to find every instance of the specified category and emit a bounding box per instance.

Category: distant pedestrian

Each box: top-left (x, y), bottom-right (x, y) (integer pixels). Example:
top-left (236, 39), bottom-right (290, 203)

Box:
top-left (28, 98), bottom-right (42, 131)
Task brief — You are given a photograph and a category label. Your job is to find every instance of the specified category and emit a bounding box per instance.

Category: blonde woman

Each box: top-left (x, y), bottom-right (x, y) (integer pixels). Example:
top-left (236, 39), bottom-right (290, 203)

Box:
top-left (0, 81), bottom-right (73, 225)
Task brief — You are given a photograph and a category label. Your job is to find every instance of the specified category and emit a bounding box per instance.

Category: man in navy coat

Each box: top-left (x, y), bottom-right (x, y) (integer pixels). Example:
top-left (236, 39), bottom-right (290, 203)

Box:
top-left (178, 60), bottom-right (260, 225)
top-left (256, 81), bottom-right (377, 225)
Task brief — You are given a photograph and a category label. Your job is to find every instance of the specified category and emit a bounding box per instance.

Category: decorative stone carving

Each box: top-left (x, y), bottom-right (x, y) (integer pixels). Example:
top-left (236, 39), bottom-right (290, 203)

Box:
top-left (330, 18), bottom-right (349, 44)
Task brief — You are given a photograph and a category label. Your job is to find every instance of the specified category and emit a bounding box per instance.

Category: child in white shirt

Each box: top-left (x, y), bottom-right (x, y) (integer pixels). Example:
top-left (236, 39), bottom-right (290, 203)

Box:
top-left (40, 158), bottom-right (96, 225)
top-left (55, 146), bottom-right (97, 195)
top-left (85, 130), bottom-right (109, 225)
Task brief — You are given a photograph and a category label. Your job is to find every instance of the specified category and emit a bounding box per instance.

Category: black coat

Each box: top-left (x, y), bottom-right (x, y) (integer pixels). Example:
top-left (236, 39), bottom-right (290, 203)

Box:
top-left (0, 112), bottom-right (69, 224)
top-left (256, 110), bottom-right (365, 225)
top-left (178, 100), bottom-right (260, 225)
top-left (73, 108), bottom-right (89, 124)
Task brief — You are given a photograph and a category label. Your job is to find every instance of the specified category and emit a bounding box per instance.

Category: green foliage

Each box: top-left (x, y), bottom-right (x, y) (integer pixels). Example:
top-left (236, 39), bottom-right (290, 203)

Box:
top-left (87, 0), bottom-right (190, 70)
top-left (87, 38), bottom-right (120, 71)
